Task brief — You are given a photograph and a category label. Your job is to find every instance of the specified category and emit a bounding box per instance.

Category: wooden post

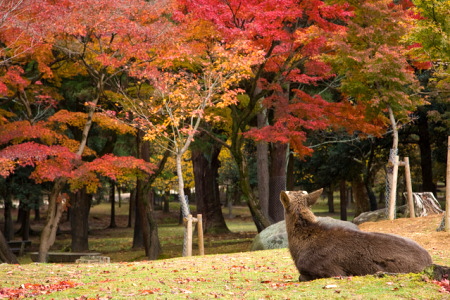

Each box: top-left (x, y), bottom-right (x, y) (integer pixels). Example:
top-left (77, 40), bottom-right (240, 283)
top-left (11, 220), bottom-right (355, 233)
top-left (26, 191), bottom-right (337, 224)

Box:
top-left (197, 214), bottom-right (204, 255)
top-left (404, 157), bottom-right (415, 218)
top-left (186, 214), bottom-right (193, 257)
top-left (446, 136), bottom-right (450, 232)
top-left (388, 155), bottom-right (399, 220)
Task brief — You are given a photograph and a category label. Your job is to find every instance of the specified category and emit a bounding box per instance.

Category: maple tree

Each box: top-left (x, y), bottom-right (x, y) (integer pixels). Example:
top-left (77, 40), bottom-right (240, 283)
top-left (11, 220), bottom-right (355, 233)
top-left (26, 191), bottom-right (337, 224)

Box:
top-left (177, 0), bottom-right (391, 230)
top-left (407, 0), bottom-right (450, 94)
top-left (325, 0), bottom-right (427, 211)
top-left (117, 40), bottom-right (262, 254)
top-left (0, 0), bottom-right (174, 261)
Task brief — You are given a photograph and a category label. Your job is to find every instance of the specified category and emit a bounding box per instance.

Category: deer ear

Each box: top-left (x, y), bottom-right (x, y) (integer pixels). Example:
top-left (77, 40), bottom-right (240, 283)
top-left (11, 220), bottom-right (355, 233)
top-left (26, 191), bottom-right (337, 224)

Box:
top-left (307, 188), bottom-right (323, 206)
top-left (280, 191), bottom-right (291, 208)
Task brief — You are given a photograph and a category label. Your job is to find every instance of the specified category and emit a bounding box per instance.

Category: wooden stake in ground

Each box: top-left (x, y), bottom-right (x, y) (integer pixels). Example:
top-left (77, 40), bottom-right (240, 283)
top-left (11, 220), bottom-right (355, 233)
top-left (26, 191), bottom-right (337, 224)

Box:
top-left (446, 136), bottom-right (450, 232)
top-left (388, 155), bottom-right (400, 220)
top-left (404, 157), bottom-right (415, 218)
top-left (183, 214), bottom-right (205, 256)
top-left (186, 214), bottom-right (193, 257)
top-left (197, 214), bottom-right (204, 255)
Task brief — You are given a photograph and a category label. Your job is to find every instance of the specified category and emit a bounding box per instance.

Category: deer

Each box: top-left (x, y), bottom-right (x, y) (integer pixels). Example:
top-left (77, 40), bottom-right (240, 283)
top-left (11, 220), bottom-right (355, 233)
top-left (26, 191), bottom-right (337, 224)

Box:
top-left (280, 188), bottom-right (433, 281)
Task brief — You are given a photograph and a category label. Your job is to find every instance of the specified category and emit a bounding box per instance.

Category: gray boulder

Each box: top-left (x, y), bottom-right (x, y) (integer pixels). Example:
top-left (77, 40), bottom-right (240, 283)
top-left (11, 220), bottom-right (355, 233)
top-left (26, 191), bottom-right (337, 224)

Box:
top-left (251, 217), bottom-right (359, 251)
top-left (352, 205), bottom-right (407, 225)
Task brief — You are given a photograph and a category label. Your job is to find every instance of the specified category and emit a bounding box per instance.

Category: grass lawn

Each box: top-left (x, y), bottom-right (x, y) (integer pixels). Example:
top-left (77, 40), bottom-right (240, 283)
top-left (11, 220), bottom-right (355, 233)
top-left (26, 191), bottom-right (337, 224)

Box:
top-left (1, 197), bottom-right (449, 299)
top-left (1, 249), bottom-right (448, 299)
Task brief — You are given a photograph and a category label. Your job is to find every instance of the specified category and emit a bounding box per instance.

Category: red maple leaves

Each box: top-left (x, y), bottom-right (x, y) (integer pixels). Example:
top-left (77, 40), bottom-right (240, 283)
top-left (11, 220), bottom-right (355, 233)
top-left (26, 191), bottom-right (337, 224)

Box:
top-left (0, 280), bottom-right (80, 299)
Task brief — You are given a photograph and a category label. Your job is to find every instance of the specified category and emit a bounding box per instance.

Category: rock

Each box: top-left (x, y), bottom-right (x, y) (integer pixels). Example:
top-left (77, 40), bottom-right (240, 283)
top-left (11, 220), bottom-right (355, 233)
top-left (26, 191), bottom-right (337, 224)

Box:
top-left (352, 205), bottom-right (407, 225)
top-left (251, 220), bottom-right (287, 251)
top-left (250, 217), bottom-right (359, 251)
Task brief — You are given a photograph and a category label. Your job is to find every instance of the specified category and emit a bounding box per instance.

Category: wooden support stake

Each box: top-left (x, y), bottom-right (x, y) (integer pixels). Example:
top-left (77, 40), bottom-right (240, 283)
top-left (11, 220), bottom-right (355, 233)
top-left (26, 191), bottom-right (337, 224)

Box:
top-left (446, 136), bottom-right (450, 232)
top-left (404, 157), bottom-right (415, 218)
top-left (186, 214), bottom-right (193, 257)
top-left (197, 214), bottom-right (204, 255)
top-left (388, 155), bottom-right (399, 220)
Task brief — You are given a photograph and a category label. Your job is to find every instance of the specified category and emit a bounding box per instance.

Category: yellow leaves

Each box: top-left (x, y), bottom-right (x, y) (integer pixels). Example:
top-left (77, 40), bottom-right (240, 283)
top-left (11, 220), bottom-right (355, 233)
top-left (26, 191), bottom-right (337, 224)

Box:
top-left (0, 109), bottom-right (16, 125)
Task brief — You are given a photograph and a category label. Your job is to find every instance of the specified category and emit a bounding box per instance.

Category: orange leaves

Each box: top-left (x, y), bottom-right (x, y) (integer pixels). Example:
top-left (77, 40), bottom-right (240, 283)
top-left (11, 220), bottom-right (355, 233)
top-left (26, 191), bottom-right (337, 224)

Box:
top-left (69, 154), bottom-right (156, 193)
top-left (0, 280), bottom-right (80, 298)
top-left (129, 41), bottom-right (263, 145)
top-left (0, 141), bottom-right (80, 181)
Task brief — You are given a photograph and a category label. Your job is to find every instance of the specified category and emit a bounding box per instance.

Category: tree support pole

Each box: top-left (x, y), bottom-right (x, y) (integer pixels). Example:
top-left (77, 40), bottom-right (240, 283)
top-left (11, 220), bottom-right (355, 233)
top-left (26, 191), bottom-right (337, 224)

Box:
top-left (404, 157), bottom-right (415, 218)
top-left (183, 214), bottom-right (205, 256)
top-left (197, 214), bottom-right (204, 256)
top-left (388, 155), bottom-right (399, 220)
top-left (186, 214), bottom-right (193, 257)
top-left (445, 136), bottom-right (450, 232)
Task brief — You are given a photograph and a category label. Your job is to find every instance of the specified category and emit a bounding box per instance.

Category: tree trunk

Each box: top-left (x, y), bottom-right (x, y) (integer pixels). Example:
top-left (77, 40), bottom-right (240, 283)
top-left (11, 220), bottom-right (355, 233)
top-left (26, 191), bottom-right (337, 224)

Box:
top-left (385, 104), bottom-right (399, 208)
top-left (327, 186), bottom-right (335, 213)
top-left (39, 86), bottom-right (99, 262)
top-left (0, 230), bottom-right (18, 264)
top-left (38, 178), bottom-right (66, 262)
top-left (109, 180), bottom-right (117, 228)
top-left (269, 142), bottom-right (288, 222)
top-left (134, 132), bottom-right (161, 259)
top-left (231, 139), bottom-right (271, 232)
top-left (70, 188), bottom-right (92, 252)
top-left (286, 151), bottom-right (295, 190)
top-left (352, 176), bottom-right (371, 217)
top-left (136, 186), bottom-right (160, 259)
top-left (3, 197), bottom-right (14, 241)
top-left (20, 207), bottom-right (30, 241)
top-left (128, 188), bottom-right (136, 228)
top-left (417, 109), bottom-right (437, 195)
top-left (132, 187), bottom-right (144, 249)
top-left (2, 176), bottom-right (14, 241)
top-left (257, 108), bottom-right (270, 219)
top-left (340, 181), bottom-right (347, 221)
top-left (192, 138), bottom-right (229, 234)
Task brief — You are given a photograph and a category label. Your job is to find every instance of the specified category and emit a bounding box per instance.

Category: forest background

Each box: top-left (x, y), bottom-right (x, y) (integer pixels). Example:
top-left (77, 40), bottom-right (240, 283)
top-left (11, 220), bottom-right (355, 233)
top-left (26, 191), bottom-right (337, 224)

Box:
top-left (0, 0), bottom-right (449, 263)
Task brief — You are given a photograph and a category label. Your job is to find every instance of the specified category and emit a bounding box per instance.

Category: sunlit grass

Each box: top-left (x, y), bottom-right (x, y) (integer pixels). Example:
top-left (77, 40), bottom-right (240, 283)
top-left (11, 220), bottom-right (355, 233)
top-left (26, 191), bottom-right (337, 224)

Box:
top-left (3, 249), bottom-right (448, 299)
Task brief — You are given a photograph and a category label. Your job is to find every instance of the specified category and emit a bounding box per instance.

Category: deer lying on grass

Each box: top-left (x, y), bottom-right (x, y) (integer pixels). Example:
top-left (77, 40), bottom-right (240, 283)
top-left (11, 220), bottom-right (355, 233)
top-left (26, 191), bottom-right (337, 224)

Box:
top-left (280, 189), bottom-right (433, 281)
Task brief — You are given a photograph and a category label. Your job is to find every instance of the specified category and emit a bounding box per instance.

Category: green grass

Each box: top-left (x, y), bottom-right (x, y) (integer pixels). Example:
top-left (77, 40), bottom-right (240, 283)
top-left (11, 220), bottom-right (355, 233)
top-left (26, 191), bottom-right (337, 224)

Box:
top-left (3, 200), bottom-right (450, 299)
top-left (1, 249), bottom-right (447, 299)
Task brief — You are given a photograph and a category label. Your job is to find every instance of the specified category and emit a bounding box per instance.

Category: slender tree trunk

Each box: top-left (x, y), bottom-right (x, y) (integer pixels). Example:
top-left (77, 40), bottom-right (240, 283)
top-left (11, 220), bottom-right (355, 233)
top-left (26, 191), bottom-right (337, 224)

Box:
top-left (34, 196), bottom-right (41, 221)
top-left (286, 151), bottom-right (295, 190)
top-left (327, 186), bottom-right (335, 213)
top-left (132, 186), bottom-right (143, 249)
top-left (231, 139), bottom-right (271, 232)
top-left (20, 208), bottom-right (30, 241)
top-left (39, 179), bottom-right (66, 262)
top-left (0, 230), bottom-right (18, 264)
top-left (3, 197), bottom-right (14, 241)
top-left (257, 108), bottom-right (270, 219)
top-left (38, 86), bottom-right (99, 261)
top-left (128, 188), bottom-right (136, 228)
top-left (340, 181), bottom-right (347, 221)
top-left (269, 142), bottom-right (288, 222)
top-left (192, 137), bottom-right (229, 234)
top-left (70, 188), bottom-right (92, 252)
top-left (109, 180), bottom-right (117, 228)
top-left (2, 176), bottom-right (14, 241)
top-left (385, 105), bottom-right (399, 208)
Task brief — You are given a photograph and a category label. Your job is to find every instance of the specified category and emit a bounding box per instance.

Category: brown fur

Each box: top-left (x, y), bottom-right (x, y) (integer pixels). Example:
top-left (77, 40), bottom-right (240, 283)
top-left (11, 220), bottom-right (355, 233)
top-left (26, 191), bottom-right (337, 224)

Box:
top-left (280, 189), bottom-right (433, 281)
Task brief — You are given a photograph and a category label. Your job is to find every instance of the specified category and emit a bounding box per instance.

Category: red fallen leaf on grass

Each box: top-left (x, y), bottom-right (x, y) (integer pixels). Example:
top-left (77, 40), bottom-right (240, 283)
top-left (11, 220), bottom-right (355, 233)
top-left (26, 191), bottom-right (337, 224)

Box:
top-left (432, 279), bottom-right (450, 294)
top-left (140, 288), bottom-right (160, 295)
top-left (0, 280), bottom-right (80, 298)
